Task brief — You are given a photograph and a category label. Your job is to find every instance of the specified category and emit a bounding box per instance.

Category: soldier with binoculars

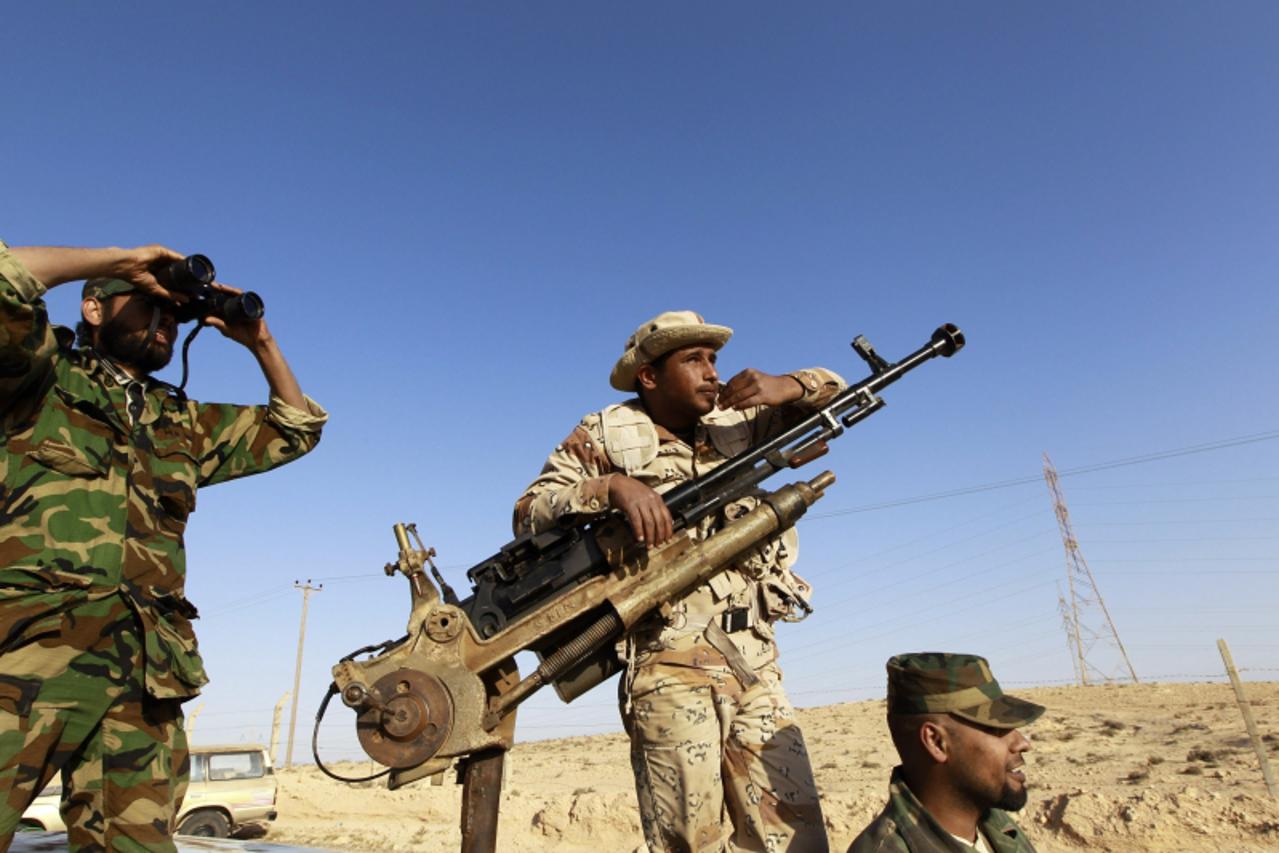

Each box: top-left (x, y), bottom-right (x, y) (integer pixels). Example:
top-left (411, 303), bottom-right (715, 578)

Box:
top-left (0, 240), bottom-right (325, 852)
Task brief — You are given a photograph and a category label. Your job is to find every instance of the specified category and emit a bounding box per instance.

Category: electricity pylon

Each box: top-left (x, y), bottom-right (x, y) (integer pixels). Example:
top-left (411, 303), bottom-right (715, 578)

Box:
top-left (1043, 453), bottom-right (1139, 685)
top-left (1056, 582), bottom-right (1083, 686)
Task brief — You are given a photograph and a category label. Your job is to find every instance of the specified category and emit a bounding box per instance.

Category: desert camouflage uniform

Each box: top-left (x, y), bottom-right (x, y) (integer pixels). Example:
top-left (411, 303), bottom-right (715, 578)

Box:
top-left (849, 768), bottom-right (1036, 853)
top-left (514, 369), bottom-right (843, 853)
top-left (0, 241), bottom-right (326, 851)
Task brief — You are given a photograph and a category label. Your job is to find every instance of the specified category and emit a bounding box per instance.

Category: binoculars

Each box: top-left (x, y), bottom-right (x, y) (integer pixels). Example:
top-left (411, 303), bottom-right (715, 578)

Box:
top-left (159, 255), bottom-right (265, 324)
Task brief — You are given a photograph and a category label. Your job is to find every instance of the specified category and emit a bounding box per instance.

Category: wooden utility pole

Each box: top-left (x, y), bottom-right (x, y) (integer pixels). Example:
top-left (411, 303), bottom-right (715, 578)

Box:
top-left (286, 580), bottom-right (322, 767)
top-left (1218, 638), bottom-right (1277, 798)
top-left (270, 691), bottom-right (290, 766)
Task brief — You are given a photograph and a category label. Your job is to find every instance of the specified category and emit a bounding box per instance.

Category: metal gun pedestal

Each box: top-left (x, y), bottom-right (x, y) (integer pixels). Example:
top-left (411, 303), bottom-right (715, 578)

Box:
top-left (459, 749), bottom-right (505, 853)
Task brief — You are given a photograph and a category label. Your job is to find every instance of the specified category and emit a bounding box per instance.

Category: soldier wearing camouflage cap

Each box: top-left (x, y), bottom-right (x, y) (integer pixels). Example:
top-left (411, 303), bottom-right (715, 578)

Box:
top-left (0, 241), bottom-right (325, 851)
top-left (850, 653), bottom-right (1044, 853)
top-left (515, 310), bottom-right (845, 852)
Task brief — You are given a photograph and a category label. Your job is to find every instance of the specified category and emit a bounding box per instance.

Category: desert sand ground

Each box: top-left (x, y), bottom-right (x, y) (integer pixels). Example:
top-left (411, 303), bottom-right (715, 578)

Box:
top-left (267, 681), bottom-right (1279, 852)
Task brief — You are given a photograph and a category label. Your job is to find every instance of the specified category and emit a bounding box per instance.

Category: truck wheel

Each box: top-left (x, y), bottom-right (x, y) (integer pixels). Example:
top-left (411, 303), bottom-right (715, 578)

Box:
top-left (178, 810), bottom-right (231, 837)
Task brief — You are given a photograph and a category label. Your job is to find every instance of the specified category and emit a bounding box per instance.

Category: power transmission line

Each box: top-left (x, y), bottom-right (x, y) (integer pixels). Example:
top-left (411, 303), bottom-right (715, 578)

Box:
top-left (1066, 476), bottom-right (1279, 489)
top-left (808, 429), bottom-right (1279, 518)
top-left (1090, 517), bottom-right (1279, 525)
top-left (805, 508), bottom-right (1049, 582)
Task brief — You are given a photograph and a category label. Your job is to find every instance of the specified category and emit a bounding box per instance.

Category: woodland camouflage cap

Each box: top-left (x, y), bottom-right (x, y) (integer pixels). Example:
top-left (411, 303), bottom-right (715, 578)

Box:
top-left (83, 278), bottom-right (138, 299)
top-left (886, 652), bottom-right (1045, 729)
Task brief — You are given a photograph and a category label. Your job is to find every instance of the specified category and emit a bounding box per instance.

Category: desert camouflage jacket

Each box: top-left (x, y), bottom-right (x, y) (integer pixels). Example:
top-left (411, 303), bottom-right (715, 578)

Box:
top-left (850, 768), bottom-right (1037, 853)
top-left (0, 241), bottom-right (326, 700)
top-left (513, 368), bottom-right (843, 668)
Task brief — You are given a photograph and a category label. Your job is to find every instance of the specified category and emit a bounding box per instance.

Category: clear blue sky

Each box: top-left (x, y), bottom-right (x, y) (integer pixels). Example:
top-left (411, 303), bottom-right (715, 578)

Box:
top-left (5, 3), bottom-right (1276, 760)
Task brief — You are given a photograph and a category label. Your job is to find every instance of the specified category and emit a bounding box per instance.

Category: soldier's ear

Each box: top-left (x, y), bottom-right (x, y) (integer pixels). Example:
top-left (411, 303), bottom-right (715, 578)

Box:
top-left (636, 363), bottom-right (659, 392)
top-left (81, 297), bottom-right (104, 329)
top-left (919, 719), bottom-right (951, 764)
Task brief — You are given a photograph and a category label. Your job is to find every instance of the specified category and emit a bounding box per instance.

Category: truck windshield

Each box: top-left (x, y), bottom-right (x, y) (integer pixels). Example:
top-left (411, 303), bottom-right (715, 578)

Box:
top-left (205, 751), bottom-right (265, 781)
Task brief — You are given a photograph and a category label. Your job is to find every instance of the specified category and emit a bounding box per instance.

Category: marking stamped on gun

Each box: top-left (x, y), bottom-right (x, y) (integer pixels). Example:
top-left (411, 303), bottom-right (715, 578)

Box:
top-left (528, 598), bottom-right (584, 634)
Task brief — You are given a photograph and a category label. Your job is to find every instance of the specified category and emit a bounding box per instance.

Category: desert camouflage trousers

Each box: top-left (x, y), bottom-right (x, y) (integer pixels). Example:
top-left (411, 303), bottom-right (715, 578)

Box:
top-left (622, 659), bottom-right (828, 853)
top-left (0, 593), bottom-right (189, 852)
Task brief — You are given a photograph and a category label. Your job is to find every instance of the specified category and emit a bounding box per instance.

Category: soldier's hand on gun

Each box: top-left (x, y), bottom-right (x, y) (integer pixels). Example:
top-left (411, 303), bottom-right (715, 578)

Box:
top-left (608, 475), bottom-right (674, 547)
top-left (717, 368), bottom-right (805, 411)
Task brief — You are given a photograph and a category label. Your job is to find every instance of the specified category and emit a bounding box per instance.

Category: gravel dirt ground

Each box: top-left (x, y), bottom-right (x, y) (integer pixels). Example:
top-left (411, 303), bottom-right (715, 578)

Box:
top-left (266, 681), bottom-right (1279, 852)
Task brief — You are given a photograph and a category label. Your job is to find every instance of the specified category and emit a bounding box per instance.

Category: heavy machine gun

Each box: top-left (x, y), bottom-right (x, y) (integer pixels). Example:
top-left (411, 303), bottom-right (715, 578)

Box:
top-left (319, 323), bottom-right (964, 852)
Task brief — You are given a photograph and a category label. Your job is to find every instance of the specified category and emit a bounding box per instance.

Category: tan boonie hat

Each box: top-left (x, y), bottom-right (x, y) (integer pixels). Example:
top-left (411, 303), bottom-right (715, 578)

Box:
top-left (886, 652), bottom-right (1045, 729)
top-left (610, 310), bottom-right (733, 391)
top-left (83, 278), bottom-right (138, 300)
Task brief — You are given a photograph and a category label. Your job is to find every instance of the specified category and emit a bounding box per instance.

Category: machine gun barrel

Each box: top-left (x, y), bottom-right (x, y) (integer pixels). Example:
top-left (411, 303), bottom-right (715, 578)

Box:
top-left (661, 323), bottom-right (964, 529)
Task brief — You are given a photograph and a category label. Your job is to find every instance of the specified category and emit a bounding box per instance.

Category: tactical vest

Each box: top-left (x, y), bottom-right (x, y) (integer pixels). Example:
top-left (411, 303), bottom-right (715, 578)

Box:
top-left (596, 401), bottom-right (812, 636)
top-left (598, 400), bottom-right (753, 472)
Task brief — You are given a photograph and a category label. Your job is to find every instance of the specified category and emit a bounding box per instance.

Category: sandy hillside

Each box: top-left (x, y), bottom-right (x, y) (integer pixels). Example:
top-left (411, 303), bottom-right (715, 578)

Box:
top-left (266, 681), bottom-right (1279, 852)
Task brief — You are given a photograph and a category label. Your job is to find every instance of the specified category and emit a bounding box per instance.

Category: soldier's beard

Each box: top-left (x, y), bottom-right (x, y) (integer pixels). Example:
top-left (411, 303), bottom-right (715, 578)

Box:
top-left (996, 785), bottom-right (1028, 812)
top-left (98, 315), bottom-right (174, 374)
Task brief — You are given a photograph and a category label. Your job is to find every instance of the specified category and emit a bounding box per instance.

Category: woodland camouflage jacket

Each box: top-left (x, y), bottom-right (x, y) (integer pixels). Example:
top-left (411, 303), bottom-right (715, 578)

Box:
top-left (850, 768), bottom-right (1037, 853)
top-left (0, 241), bottom-right (326, 700)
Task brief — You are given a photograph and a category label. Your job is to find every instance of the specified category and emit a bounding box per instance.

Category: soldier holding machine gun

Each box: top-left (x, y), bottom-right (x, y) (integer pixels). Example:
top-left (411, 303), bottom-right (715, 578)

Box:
top-left (324, 313), bottom-right (959, 850)
top-left (515, 310), bottom-right (844, 853)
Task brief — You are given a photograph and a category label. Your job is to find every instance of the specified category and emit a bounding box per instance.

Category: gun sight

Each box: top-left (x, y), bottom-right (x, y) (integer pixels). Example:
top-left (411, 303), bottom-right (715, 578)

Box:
top-left (851, 335), bottom-right (890, 374)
